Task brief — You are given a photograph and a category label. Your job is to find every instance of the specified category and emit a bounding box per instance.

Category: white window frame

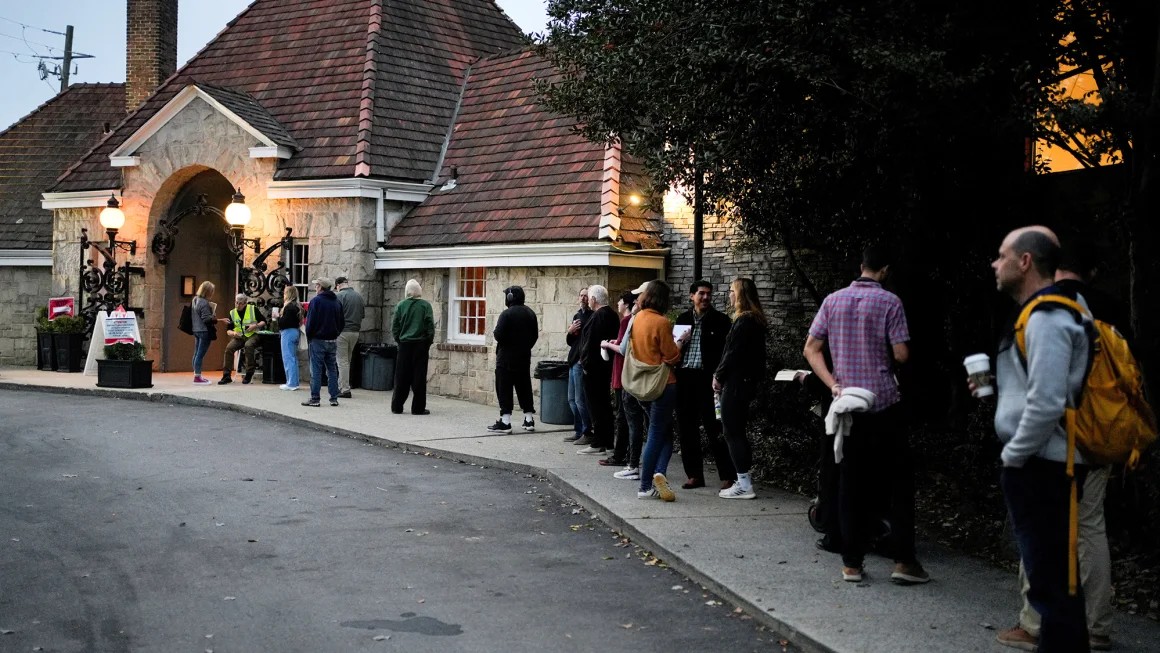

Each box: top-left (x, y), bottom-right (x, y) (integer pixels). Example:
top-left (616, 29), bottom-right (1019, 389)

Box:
top-left (290, 242), bottom-right (311, 302)
top-left (448, 266), bottom-right (487, 344)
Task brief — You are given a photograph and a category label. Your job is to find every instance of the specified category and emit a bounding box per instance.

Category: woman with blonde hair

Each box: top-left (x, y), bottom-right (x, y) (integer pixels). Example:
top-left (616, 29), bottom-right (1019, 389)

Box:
top-left (191, 281), bottom-right (227, 384)
top-left (278, 285), bottom-right (304, 390)
top-left (713, 278), bottom-right (768, 499)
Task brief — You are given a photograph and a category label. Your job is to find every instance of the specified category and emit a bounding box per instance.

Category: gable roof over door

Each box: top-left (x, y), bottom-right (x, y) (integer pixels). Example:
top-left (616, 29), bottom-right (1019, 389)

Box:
top-left (51, 0), bottom-right (526, 193)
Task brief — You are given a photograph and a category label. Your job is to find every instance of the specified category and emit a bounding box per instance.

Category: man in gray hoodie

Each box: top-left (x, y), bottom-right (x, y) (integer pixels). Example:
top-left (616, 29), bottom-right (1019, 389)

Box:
top-left (990, 225), bottom-right (1091, 653)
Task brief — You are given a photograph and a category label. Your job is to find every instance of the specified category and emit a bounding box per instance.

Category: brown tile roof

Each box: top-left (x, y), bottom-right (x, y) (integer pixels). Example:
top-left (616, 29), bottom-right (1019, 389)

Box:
top-left (0, 83), bottom-right (125, 249)
top-left (199, 84), bottom-right (300, 151)
top-left (51, 0), bottom-right (527, 192)
top-left (387, 51), bottom-right (665, 249)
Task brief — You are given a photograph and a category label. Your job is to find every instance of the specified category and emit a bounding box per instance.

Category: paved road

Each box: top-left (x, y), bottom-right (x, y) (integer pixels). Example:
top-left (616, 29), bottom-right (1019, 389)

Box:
top-left (0, 391), bottom-right (791, 652)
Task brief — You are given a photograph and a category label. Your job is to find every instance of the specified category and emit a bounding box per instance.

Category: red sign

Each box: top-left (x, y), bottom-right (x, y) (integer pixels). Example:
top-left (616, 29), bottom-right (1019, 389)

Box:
top-left (47, 297), bottom-right (75, 320)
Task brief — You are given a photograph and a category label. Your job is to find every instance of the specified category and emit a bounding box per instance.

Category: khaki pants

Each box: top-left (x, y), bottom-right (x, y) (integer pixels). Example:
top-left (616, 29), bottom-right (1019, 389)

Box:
top-left (223, 336), bottom-right (259, 375)
top-left (336, 331), bottom-right (360, 393)
top-left (1018, 465), bottom-right (1113, 638)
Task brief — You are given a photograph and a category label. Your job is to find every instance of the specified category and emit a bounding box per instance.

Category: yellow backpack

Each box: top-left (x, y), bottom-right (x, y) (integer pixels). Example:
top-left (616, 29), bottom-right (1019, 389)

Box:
top-left (1015, 293), bottom-right (1158, 595)
top-left (1014, 294), bottom-right (1157, 468)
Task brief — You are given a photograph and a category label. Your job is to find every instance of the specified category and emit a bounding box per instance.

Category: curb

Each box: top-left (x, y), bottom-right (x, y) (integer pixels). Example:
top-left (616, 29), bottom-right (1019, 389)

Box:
top-left (1, 381), bottom-right (832, 653)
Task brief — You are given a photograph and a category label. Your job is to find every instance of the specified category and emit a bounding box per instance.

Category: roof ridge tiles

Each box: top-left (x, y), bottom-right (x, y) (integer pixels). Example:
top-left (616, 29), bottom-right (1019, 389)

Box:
top-left (354, 0), bottom-right (382, 178)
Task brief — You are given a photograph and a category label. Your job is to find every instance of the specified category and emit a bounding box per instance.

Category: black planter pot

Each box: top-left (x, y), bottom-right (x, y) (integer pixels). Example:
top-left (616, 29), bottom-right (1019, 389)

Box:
top-left (53, 332), bottom-right (86, 373)
top-left (96, 359), bottom-right (153, 388)
top-left (36, 330), bottom-right (57, 371)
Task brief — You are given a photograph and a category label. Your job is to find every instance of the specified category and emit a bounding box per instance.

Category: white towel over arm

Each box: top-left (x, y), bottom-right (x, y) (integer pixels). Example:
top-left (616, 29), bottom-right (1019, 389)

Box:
top-left (824, 387), bottom-right (877, 463)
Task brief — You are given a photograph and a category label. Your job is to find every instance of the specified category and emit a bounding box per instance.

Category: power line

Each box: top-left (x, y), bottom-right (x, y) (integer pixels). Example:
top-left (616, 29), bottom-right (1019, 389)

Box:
top-left (0, 30), bottom-right (60, 52)
top-left (0, 15), bottom-right (65, 36)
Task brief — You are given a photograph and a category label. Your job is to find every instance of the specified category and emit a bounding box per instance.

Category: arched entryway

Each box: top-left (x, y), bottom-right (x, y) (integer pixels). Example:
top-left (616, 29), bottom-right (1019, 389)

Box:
top-left (161, 170), bottom-right (238, 372)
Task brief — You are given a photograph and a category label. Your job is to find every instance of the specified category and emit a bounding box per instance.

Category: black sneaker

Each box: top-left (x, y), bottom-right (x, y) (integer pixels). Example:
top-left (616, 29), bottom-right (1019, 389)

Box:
top-left (522, 417), bottom-right (535, 432)
top-left (329, 399), bottom-right (340, 407)
top-left (242, 370), bottom-right (254, 384)
top-left (338, 391), bottom-right (352, 399)
top-left (301, 398), bottom-right (320, 407)
top-left (218, 375), bottom-right (233, 385)
top-left (487, 420), bottom-right (512, 433)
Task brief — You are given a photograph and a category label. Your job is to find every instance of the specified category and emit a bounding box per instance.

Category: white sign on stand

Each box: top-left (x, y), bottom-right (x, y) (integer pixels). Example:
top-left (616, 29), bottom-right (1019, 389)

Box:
top-left (84, 309), bottom-right (142, 376)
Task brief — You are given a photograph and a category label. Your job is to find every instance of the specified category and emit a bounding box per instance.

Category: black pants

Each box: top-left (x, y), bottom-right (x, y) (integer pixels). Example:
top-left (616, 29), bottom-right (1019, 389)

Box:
top-left (583, 364), bottom-right (615, 449)
top-left (825, 404), bottom-right (917, 568)
top-left (679, 368), bottom-right (736, 482)
top-left (717, 380), bottom-right (752, 474)
top-left (1003, 458), bottom-right (1090, 653)
top-left (391, 340), bottom-right (429, 414)
top-left (495, 364), bottom-right (534, 416)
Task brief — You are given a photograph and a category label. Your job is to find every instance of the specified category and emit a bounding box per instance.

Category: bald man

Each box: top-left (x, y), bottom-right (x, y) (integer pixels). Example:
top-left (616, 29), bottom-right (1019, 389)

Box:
top-left (989, 225), bottom-right (1093, 653)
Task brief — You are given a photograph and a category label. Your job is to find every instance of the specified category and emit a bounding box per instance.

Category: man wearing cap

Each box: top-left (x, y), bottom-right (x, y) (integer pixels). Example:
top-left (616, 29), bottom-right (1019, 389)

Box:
top-left (302, 277), bottom-right (344, 407)
top-left (219, 294), bottom-right (266, 385)
top-left (334, 276), bottom-right (365, 399)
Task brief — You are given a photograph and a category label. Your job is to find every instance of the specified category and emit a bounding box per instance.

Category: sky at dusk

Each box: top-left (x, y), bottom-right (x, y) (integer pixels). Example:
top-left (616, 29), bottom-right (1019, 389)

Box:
top-left (0, 0), bottom-right (549, 129)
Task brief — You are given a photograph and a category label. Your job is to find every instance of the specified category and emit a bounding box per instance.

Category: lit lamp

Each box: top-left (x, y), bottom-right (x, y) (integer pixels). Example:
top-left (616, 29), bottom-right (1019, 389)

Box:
top-left (225, 188), bottom-right (260, 257)
top-left (97, 193), bottom-right (136, 256)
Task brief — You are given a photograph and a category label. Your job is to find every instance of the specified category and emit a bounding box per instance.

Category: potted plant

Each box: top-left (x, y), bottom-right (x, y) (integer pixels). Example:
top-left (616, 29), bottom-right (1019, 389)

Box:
top-left (97, 342), bottom-right (153, 388)
top-left (35, 307), bottom-right (57, 371)
top-left (51, 315), bottom-right (88, 373)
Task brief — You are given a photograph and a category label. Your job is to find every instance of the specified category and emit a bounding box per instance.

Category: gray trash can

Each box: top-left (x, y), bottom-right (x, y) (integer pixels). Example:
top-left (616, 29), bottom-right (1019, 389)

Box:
top-left (361, 344), bottom-right (397, 391)
top-left (534, 360), bottom-right (572, 425)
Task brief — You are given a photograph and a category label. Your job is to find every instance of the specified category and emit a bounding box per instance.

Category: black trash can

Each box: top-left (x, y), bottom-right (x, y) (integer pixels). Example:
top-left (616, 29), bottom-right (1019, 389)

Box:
top-left (534, 360), bottom-right (571, 425)
top-left (258, 332), bottom-right (285, 384)
top-left (361, 344), bottom-right (398, 391)
top-left (350, 342), bottom-right (365, 389)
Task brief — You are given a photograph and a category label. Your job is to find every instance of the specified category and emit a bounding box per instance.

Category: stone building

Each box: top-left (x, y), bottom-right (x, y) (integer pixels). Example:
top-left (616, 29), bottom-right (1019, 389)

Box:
top-left (0, 84), bottom-right (127, 366)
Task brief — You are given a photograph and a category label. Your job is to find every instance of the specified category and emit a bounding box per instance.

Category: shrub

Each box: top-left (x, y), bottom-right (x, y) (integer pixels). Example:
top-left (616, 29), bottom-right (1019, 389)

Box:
top-left (103, 342), bottom-right (146, 361)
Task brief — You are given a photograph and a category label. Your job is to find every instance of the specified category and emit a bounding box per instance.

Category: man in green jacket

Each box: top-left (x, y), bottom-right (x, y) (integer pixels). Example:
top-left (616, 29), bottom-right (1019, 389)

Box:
top-left (391, 279), bottom-right (435, 415)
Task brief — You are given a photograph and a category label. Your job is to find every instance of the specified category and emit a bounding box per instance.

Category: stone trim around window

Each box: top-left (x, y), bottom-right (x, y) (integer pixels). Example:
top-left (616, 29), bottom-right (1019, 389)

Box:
top-left (437, 342), bottom-right (488, 353)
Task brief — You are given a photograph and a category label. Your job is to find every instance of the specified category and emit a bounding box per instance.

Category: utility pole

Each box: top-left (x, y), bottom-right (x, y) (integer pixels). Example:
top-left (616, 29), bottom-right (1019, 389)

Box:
top-left (60, 25), bottom-right (73, 92)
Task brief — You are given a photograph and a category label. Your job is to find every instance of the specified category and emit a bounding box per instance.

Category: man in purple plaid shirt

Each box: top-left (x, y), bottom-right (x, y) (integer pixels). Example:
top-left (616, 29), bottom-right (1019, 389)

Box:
top-left (803, 245), bottom-right (930, 586)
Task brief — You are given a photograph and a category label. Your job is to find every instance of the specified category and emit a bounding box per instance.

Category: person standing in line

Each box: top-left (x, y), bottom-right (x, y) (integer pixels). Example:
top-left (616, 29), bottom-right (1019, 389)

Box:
top-left (629, 280), bottom-right (690, 501)
top-left (219, 294), bottom-right (267, 385)
top-left (984, 227), bottom-right (1093, 653)
top-left (301, 278), bottom-right (344, 407)
top-left (391, 279), bottom-right (435, 415)
top-left (488, 285), bottom-right (539, 433)
top-left (577, 285), bottom-right (621, 455)
top-left (278, 285), bottom-right (303, 391)
top-left (564, 287), bottom-right (593, 443)
top-left (803, 244), bottom-right (928, 585)
top-left (601, 291), bottom-right (646, 479)
top-left (191, 281), bottom-right (226, 385)
top-left (675, 280), bottom-right (736, 490)
top-left (713, 278), bottom-right (768, 500)
top-left (334, 276), bottom-right (365, 399)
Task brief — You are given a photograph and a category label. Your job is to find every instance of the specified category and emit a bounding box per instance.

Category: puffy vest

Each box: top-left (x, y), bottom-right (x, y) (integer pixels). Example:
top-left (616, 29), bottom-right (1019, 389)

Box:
top-left (230, 304), bottom-right (259, 339)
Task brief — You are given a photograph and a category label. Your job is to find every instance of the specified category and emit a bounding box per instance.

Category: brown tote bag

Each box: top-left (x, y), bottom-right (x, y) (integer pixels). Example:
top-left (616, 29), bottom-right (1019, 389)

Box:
top-left (620, 319), bottom-right (670, 402)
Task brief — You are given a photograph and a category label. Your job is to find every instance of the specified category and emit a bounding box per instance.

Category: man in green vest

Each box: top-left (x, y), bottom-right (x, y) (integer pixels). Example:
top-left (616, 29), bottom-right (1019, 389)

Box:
top-left (219, 294), bottom-right (267, 385)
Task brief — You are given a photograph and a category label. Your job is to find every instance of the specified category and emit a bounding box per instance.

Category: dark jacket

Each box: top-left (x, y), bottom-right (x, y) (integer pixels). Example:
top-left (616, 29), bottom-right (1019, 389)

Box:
top-left (305, 290), bottom-right (343, 341)
top-left (494, 289), bottom-right (538, 369)
top-left (715, 313), bottom-right (768, 387)
top-left (675, 306), bottom-right (732, 372)
top-left (392, 297), bottom-right (435, 343)
top-left (278, 301), bottom-right (302, 330)
top-left (566, 306), bottom-right (593, 366)
top-left (579, 305), bottom-right (621, 373)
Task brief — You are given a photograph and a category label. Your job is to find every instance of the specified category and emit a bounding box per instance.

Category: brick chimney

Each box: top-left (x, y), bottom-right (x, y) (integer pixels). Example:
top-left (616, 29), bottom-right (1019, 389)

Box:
top-left (125, 0), bottom-right (178, 112)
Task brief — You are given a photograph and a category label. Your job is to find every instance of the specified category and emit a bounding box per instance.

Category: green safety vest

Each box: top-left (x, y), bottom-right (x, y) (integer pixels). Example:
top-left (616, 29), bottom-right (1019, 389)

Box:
top-left (230, 304), bottom-right (259, 339)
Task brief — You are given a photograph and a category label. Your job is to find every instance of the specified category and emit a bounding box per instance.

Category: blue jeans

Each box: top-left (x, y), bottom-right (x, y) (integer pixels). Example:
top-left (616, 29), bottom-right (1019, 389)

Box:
top-left (567, 362), bottom-right (591, 436)
top-left (309, 339), bottom-right (339, 401)
top-left (638, 383), bottom-right (677, 492)
top-left (1002, 458), bottom-right (1090, 653)
top-left (280, 328), bottom-right (300, 387)
top-left (192, 333), bottom-right (211, 376)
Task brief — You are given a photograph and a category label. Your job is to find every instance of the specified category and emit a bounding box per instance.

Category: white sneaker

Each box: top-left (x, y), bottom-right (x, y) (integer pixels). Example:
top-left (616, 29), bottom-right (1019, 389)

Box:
top-left (613, 467), bottom-right (640, 480)
top-left (637, 488), bottom-right (660, 499)
top-left (577, 446), bottom-right (606, 455)
top-left (279, 384), bottom-right (300, 391)
top-left (719, 484), bottom-right (756, 499)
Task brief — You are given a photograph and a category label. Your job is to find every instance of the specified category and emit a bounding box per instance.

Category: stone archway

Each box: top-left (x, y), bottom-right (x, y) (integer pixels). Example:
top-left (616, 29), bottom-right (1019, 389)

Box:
top-left (158, 169), bottom-right (237, 372)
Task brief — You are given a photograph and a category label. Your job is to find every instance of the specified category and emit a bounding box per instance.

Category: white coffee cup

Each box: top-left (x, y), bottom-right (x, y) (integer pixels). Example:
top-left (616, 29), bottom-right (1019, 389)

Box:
top-left (963, 353), bottom-right (993, 397)
top-left (600, 343), bottom-right (611, 361)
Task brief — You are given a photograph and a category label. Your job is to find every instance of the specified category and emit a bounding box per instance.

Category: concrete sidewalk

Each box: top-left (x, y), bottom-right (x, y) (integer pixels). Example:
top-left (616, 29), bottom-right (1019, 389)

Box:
top-left (2, 367), bottom-right (1157, 653)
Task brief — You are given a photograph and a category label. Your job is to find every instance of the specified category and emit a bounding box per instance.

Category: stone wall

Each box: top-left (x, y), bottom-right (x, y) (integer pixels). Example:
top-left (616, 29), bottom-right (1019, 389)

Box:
top-left (383, 265), bottom-right (654, 406)
top-left (661, 193), bottom-right (845, 340)
top-left (0, 266), bottom-right (53, 366)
